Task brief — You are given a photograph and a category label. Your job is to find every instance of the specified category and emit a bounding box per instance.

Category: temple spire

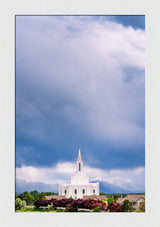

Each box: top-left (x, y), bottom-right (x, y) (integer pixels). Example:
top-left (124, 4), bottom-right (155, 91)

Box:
top-left (77, 145), bottom-right (82, 161)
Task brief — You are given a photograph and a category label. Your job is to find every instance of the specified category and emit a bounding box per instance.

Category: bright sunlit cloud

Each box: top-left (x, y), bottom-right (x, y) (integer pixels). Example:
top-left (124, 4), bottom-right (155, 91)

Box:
top-left (16, 162), bottom-right (145, 192)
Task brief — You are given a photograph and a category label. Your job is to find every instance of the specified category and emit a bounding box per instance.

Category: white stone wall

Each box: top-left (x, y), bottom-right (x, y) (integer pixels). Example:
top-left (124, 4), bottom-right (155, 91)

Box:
top-left (71, 172), bottom-right (89, 185)
top-left (59, 182), bottom-right (99, 199)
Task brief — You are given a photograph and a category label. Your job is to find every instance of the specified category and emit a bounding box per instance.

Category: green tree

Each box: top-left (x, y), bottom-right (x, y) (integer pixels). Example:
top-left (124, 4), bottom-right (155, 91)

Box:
top-left (139, 201), bottom-right (145, 212)
top-left (39, 192), bottom-right (46, 200)
top-left (107, 197), bottom-right (116, 204)
top-left (15, 194), bottom-right (19, 199)
top-left (113, 194), bottom-right (119, 201)
top-left (30, 190), bottom-right (40, 201)
top-left (100, 192), bottom-right (107, 196)
top-left (44, 192), bottom-right (58, 196)
top-left (18, 191), bottom-right (29, 201)
top-left (121, 200), bottom-right (133, 212)
top-left (15, 198), bottom-right (26, 210)
top-left (30, 190), bottom-right (39, 197)
top-left (24, 193), bottom-right (34, 205)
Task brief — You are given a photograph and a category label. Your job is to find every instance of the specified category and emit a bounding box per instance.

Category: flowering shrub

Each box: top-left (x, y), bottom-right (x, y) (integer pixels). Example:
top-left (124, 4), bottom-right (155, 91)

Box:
top-left (34, 198), bottom-right (108, 211)
top-left (34, 199), bottom-right (50, 208)
top-left (108, 201), bottom-right (121, 212)
top-left (65, 202), bottom-right (78, 212)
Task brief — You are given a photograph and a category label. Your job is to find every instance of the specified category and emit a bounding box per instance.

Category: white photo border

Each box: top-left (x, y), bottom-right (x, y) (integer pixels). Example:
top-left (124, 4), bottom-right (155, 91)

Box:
top-left (0, 0), bottom-right (160, 226)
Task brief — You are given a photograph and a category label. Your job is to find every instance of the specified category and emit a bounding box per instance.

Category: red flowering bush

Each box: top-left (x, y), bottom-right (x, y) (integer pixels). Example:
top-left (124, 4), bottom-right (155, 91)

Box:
top-left (65, 202), bottom-right (78, 212)
top-left (108, 201), bottom-right (121, 212)
top-left (34, 199), bottom-right (50, 208)
top-left (34, 198), bottom-right (108, 211)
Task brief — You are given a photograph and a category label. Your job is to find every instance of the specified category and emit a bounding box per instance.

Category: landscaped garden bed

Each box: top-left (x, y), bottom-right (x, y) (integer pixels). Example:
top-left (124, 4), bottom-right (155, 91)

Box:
top-left (34, 198), bottom-right (108, 212)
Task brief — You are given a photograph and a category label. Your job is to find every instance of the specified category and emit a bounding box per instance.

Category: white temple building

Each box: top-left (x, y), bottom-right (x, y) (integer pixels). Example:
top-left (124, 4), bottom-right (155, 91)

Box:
top-left (58, 146), bottom-right (99, 199)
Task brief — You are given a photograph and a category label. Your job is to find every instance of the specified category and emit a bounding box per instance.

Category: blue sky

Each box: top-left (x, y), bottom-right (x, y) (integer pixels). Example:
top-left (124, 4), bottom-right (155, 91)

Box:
top-left (16, 15), bottom-right (145, 193)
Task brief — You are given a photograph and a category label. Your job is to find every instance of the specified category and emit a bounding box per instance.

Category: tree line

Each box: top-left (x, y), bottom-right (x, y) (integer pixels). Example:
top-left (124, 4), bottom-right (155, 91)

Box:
top-left (16, 190), bottom-right (58, 205)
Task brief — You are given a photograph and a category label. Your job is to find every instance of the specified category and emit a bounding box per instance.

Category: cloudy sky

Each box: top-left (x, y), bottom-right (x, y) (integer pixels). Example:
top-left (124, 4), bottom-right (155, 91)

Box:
top-left (16, 15), bottom-right (145, 193)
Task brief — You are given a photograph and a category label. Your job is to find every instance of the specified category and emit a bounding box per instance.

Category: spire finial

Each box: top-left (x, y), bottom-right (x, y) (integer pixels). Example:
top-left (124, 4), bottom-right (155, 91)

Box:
top-left (77, 145), bottom-right (82, 161)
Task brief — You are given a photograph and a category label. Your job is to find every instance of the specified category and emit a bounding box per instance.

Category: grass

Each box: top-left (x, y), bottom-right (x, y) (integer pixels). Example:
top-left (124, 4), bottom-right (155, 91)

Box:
top-left (16, 207), bottom-right (44, 212)
top-left (78, 210), bottom-right (90, 212)
top-left (16, 206), bottom-right (99, 212)
top-left (16, 206), bottom-right (65, 212)
top-left (16, 206), bottom-right (143, 213)
top-left (49, 209), bottom-right (65, 212)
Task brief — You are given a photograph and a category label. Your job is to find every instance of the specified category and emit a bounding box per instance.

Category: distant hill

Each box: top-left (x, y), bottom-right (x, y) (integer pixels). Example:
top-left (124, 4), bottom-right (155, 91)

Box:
top-left (16, 178), bottom-right (144, 194)
top-left (92, 180), bottom-right (133, 194)
top-left (16, 179), bottom-right (58, 194)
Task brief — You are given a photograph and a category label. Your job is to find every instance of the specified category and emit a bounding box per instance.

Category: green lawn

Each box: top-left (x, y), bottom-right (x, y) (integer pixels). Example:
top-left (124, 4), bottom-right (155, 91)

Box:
top-left (16, 206), bottom-right (67, 212)
top-left (16, 207), bottom-right (44, 212)
top-left (48, 209), bottom-right (65, 212)
top-left (16, 206), bottom-right (91, 212)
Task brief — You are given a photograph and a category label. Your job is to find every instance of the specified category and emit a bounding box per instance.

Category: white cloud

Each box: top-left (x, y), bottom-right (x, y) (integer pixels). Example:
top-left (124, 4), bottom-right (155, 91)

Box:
top-left (16, 161), bottom-right (145, 192)
top-left (16, 162), bottom-right (75, 185)
top-left (16, 16), bottom-right (145, 147)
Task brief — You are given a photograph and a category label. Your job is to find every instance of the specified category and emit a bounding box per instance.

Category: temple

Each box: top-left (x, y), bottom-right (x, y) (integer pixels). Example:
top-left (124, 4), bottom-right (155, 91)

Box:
top-left (58, 146), bottom-right (99, 199)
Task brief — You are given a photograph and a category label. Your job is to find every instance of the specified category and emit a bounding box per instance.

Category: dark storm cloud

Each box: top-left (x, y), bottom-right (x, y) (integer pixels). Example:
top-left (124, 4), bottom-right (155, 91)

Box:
top-left (16, 16), bottom-right (145, 179)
